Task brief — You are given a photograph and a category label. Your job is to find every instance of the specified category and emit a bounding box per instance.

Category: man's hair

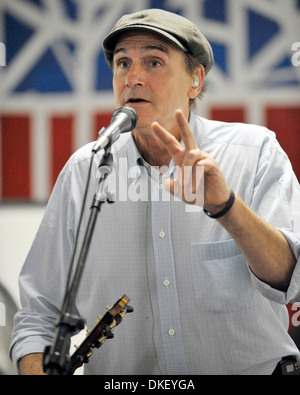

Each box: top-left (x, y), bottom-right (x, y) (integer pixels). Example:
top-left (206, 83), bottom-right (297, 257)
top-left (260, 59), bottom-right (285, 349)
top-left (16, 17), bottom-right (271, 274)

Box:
top-left (183, 52), bottom-right (207, 108)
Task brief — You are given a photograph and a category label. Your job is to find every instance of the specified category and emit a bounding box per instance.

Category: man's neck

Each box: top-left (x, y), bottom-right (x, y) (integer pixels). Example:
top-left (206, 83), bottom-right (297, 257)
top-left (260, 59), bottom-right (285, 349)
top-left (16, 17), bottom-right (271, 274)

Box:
top-left (132, 131), bottom-right (173, 169)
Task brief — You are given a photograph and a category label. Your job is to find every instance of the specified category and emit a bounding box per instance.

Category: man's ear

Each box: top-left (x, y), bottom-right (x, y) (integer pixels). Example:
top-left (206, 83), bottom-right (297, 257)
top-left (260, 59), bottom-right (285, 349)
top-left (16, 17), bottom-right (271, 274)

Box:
top-left (189, 66), bottom-right (205, 99)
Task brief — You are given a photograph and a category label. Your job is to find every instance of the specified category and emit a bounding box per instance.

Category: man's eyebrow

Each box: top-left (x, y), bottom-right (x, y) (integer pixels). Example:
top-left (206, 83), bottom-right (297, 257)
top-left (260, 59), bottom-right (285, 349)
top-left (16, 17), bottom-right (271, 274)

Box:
top-left (114, 44), bottom-right (170, 56)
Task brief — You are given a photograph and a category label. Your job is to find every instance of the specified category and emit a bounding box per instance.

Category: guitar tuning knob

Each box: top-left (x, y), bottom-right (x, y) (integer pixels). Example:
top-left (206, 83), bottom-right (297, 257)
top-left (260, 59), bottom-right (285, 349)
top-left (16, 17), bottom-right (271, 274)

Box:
top-left (86, 329), bottom-right (91, 336)
top-left (94, 315), bottom-right (103, 325)
top-left (126, 305), bottom-right (134, 313)
top-left (103, 324), bottom-right (114, 339)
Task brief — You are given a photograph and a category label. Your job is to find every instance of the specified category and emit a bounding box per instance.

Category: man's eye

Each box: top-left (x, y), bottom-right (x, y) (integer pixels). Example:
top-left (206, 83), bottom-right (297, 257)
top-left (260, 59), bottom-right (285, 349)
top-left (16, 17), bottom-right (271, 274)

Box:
top-left (149, 60), bottom-right (161, 67)
top-left (116, 60), bottom-right (130, 69)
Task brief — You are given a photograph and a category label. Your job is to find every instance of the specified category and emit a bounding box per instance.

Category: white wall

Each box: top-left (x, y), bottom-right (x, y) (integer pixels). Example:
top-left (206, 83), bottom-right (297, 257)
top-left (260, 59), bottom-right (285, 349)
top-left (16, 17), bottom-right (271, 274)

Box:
top-left (0, 204), bottom-right (46, 307)
top-left (0, 204), bottom-right (45, 374)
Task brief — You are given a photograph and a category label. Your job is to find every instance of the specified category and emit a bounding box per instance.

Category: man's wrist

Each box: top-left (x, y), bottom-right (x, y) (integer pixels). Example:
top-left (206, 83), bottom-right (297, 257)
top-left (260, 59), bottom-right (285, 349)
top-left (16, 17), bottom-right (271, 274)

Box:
top-left (204, 190), bottom-right (235, 219)
top-left (18, 353), bottom-right (46, 375)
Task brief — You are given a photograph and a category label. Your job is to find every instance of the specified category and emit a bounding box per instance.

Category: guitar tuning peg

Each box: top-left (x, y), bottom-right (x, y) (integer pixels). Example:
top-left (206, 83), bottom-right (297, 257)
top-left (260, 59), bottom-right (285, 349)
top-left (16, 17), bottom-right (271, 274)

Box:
top-left (106, 306), bottom-right (110, 311)
top-left (126, 305), bottom-right (134, 313)
top-left (103, 324), bottom-right (114, 339)
top-left (97, 315), bottom-right (103, 319)
top-left (86, 329), bottom-right (91, 336)
top-left (106, 331), bottom-right (114, 339)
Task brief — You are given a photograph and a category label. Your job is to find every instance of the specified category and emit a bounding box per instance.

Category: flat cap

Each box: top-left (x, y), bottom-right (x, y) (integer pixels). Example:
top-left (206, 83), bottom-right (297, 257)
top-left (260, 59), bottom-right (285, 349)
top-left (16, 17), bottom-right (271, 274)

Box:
top-left (103, 9), bottom-right (214, 75)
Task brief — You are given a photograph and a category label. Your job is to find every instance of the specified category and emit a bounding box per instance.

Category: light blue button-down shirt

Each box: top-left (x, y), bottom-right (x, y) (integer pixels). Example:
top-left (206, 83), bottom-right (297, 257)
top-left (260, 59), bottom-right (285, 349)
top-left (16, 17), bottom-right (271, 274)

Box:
top-left (11, 112), bottom-right (300, 374)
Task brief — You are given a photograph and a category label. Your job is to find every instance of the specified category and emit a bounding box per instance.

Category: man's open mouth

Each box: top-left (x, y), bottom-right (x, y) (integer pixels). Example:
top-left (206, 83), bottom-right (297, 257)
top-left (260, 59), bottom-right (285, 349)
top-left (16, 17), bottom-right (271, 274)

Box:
top-left (127, 98), bottom-right (148, 104)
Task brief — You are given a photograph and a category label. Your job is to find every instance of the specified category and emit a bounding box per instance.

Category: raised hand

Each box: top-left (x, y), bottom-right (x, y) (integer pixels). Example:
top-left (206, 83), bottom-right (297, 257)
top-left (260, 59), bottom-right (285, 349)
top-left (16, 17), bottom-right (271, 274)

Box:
top-left (151, 109), bottom-right (230, 212)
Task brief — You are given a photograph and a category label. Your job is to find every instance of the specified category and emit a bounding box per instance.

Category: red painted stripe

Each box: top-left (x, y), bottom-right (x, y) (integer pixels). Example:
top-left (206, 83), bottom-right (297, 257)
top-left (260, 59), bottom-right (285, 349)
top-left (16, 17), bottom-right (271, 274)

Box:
top-left (50, 114), bottom-right (74, 190)
top-left (287, 303), bottom-right (300, 333)
top-left (265, 106), bottom-right (300, 181)
top-left (93, 111), bottom-right (114, 141)
top-left (1, 114), bottom-right (31, 200)
top-left (209, 106), bottom-right (246, 123)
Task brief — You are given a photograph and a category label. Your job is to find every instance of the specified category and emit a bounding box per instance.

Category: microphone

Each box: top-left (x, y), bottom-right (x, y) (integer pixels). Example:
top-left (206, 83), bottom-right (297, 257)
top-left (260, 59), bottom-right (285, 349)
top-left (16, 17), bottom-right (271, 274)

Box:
top-left (92, 107), bottom-right (138, 153)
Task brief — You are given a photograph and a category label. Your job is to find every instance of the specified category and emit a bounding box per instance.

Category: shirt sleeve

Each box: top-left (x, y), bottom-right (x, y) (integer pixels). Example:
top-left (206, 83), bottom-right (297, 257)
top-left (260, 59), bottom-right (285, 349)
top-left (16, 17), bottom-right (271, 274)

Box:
top-left (9, 155), bottom-right (82, 367)
top-left (248, 129), bottom-right (300, 304)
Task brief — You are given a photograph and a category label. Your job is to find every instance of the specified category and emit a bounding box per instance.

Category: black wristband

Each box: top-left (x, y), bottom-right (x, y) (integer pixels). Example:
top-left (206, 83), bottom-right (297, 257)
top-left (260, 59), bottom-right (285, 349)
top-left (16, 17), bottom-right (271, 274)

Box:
top-left (203, 190), bottom-right (235, 219)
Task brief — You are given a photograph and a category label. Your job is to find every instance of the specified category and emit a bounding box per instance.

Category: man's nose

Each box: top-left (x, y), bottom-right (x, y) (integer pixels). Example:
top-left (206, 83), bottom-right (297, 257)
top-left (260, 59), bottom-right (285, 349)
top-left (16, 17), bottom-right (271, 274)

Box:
top-left (125, 64), bottom-right (146, 88)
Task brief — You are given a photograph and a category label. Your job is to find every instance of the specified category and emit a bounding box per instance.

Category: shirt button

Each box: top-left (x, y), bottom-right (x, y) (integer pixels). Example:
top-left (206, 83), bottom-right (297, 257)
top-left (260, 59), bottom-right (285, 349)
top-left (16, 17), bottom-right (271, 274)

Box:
top-left (159, 230), bottom-right (166, 238)
top-left (168, 328), bottom-right (175, 336)
top-left (163, 279), bottom-right (170, 286)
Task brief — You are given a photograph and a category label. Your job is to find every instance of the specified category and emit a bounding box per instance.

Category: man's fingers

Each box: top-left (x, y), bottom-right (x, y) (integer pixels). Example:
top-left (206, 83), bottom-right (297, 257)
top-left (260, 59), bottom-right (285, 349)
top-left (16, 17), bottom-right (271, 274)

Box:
top-left (182, 149), bottom-right (203, 167)
top-left (151, 110), bottom-right (199, 157)
top-left (151, 121), bottom-right (182, 156)
top-left (163, 178), bottom-right (175, 195)
top-left (175, 109), bottom-right (197, 150)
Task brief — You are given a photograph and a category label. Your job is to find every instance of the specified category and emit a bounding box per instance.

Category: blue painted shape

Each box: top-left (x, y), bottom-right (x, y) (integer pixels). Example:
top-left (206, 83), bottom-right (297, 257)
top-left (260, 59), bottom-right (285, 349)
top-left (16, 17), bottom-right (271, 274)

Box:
top-left (274, 54), bottom-right (294, 69)
top-left (23, 0), bottom-right (44, 7)
top-left (95, 51), bottom-right (113, 91)
top-left (204, 0), bottom-right (227, 23)
top-left (62, 0), bottom-right (78, 20)
top-left (149, 0), bottom-right (182, 15)
top-left (248, 10), bottom-right (280, 59)
top-left (14, 47), bottom-right (73, 93)
top-left (5, 13), bottom-right (35, 66)
top-left (210, 42), bottom-right (227, 75)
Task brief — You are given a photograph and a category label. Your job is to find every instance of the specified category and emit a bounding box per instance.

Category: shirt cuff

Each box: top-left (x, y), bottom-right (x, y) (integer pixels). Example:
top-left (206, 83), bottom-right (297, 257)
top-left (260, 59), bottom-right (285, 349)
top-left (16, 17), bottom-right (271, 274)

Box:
top-left (250, 229), bottom-right (300, 305)
top-left (10, 338), bottom-right (51, 373)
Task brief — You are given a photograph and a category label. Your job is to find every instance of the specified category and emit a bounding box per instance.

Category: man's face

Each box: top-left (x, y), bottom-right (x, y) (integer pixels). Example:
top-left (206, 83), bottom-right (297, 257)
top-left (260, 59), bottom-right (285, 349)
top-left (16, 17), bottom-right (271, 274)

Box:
top-left (112, 32), bottom-right (194, 138)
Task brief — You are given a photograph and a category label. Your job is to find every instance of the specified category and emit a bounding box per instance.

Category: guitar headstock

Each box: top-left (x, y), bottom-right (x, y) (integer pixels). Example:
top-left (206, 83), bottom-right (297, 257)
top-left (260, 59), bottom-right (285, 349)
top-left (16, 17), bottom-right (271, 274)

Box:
top-left (69, 295), bottom-right (133, 374)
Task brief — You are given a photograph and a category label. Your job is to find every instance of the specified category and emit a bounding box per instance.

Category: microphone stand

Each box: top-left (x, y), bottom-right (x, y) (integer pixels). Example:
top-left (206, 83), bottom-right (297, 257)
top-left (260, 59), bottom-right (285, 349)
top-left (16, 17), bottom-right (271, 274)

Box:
top-left (43, 145), bottom-right (115, 375)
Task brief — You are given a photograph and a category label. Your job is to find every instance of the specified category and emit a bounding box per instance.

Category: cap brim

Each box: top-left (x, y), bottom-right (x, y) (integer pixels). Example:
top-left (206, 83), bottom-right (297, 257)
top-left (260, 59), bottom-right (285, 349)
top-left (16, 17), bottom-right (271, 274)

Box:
top-left (103, 24), bottom-right (187, 55)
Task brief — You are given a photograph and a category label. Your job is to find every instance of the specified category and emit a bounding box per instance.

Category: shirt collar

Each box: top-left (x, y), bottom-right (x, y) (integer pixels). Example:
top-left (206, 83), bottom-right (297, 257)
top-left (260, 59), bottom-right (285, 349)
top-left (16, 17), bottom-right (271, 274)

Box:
top-left (125, 111), bottom-right (201, 180)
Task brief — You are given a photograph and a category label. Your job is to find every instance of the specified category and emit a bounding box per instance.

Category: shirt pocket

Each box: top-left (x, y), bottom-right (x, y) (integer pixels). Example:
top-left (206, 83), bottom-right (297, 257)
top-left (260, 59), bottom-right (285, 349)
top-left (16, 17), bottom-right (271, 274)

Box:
top-left (190, 239), bottom-right (256, 313)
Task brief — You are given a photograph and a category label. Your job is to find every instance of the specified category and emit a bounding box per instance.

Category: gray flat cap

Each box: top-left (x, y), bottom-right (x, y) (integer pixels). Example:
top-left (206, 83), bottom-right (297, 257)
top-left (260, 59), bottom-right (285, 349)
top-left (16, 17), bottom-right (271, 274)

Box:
top-left (103, 9), bottom-right (214, 75)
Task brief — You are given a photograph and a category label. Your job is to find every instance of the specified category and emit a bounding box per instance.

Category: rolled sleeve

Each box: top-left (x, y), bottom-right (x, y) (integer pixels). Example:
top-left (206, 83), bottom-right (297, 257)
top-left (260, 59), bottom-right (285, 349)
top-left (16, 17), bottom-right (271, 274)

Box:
top-left (248, 130), bottom-right (300, 305)
top-left (10, 335), bottom-right (51, 371)
top-left (250, 229), bottom-right (300, 305)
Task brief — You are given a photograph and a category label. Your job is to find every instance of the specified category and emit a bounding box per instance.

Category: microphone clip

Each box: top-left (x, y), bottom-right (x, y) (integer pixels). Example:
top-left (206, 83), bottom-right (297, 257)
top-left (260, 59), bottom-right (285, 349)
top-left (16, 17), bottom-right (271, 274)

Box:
top-left (93, 150), bottom-right (115, 207)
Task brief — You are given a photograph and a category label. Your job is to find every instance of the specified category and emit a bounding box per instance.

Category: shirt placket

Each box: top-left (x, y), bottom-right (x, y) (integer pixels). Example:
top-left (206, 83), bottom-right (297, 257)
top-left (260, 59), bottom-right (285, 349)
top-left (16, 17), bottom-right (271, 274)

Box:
top-left (149, 168), bottom-right (189, 374)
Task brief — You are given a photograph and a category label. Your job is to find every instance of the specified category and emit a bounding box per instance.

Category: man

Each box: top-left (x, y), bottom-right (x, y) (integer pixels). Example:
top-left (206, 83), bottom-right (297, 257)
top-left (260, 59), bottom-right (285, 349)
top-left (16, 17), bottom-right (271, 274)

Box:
top-left (10, 9), bottom-right (300, 375)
